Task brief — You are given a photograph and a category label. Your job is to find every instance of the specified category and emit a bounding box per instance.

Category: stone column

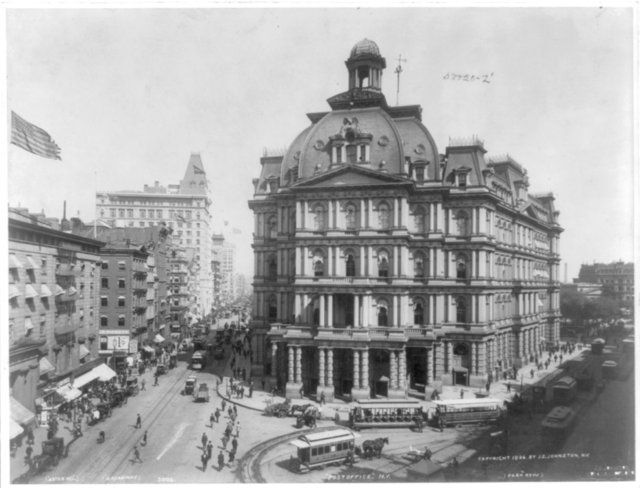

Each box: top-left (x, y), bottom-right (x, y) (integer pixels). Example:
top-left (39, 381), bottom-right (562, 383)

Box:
top-left (426, 348), bottom-right (433, 384)
top-left (474, 342), bottom-right (480, 375)
top-left (360, 199), bottom-right (366, 228)
top-left (354, 295), bottom-right (360, 328)
top-left (399, 348), bottom-right (407, 390)
top-left (447, 341), bottom-right (453, 373)
top-left (327, 349), bottom-right (334, 387)
top-left (390, 351), bottom-right (398, 389)
top-left (319, 294), bottom-right (326, 327)
top-left (362, 349), bottom-right (369, 390)
top-left (359, 248), bottom-right (365, 277)
top-left (327, 295), bottom-right (333, 327)
top-left (362, 295), bottom-right (369, 328)
top-left (295, 346), bottom-right (302, 383)
top-left (271, 342), bottom-right (278, 375)
top-left (318, 348), bottom-right (325, 387)
top-left (288, 346), bottom-right (294, 383)
top-left (392, 295), bottom-right (399, 327)
top-left (353, 350), bottom-right (360, 390)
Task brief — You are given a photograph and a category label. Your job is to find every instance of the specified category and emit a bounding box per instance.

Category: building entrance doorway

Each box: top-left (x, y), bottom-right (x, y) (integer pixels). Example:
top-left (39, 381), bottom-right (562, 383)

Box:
top-left (375, 377), bottom-right (389, 397)
top-left (452, 369), bottom-right (469, 385)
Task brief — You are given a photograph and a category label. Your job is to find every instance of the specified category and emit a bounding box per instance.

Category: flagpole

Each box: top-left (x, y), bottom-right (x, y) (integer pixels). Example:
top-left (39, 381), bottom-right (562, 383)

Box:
top-left (94, 170), bottom-right (97, 239)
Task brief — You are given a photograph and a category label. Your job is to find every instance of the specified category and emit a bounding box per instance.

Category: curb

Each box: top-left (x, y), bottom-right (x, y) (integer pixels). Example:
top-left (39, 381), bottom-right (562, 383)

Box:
top-left (216, 382), bottom-right (265, 413)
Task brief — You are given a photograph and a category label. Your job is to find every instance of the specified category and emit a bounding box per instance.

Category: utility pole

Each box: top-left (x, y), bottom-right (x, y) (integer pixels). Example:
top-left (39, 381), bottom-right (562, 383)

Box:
top-left (394, 54), bottom-right (407, 106)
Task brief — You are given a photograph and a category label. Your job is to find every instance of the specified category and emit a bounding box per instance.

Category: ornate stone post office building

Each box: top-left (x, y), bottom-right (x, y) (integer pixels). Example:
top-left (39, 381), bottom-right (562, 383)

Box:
top-left (249, 40), bottom-right (562, 400)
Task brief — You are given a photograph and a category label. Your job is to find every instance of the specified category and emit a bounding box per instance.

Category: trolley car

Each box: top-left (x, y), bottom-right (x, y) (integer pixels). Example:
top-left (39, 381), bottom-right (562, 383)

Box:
top-left (290, 428), bottom-right (358, 473)
top-left (349, 399), bottom-right (424, 430)
top-left (432, 398), bottom-right (504, 427)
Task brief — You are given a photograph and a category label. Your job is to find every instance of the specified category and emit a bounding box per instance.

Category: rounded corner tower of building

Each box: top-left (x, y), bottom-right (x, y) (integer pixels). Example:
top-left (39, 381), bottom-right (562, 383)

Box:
top-left (249, 40), bottom-right (563, 402)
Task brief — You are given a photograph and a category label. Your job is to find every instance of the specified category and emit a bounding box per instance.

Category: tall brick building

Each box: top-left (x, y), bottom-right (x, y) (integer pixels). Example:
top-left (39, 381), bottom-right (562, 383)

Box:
top-left (249, 40), bottom-right (563, 400)
top-left (578, 261), bottom-right (634, 305)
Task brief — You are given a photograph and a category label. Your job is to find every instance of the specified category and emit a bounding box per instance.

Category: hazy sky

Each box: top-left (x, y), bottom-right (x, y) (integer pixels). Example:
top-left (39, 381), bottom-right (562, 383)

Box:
top-left (6, 7), bottom-right (635, 278)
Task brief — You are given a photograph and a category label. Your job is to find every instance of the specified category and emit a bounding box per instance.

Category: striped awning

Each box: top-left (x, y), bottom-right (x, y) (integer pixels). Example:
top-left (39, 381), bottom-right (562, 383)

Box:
top-left (25, 256), bottom-right (40, 270)
top-left (24, 284), bottom-right (39, 299)
top-left (9, 285), bottom-right (21, 299)
top-left (55, 384), bottom-right (82, 402)
top-left (40, 284), bottom-right (53, 298)
top-left (54, 285), bottom-right (65, 296)
top-left (9, 254), bottom-right (23, 269)
top-left (68, 286), bottom-right (78, 295)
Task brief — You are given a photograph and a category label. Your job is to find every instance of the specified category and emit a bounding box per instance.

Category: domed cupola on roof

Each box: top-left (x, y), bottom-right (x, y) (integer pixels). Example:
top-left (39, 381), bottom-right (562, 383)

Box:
top-left (347, 39), bottom-right (386, 92)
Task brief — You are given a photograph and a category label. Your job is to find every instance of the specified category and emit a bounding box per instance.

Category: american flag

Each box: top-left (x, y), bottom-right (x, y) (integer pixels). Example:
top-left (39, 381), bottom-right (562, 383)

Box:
top-left (11, 111), bottom-right (61, 160)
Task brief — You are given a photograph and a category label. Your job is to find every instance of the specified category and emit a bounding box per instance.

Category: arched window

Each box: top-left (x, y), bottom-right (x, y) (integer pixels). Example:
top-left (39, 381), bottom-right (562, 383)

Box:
top-left (267, 215), bottom-right (277, 239)
top-left (378, 202), bottom-right (391, 229)
top-left (456, 296), bottom-right (467, 323)
top-left (345, 203), bottom-right (358, 230)
top-left (377, 250), bottom-right (389, 277)
top-left (267, 295), bottom-right (277, 321)
top-left (455, 210), bottom-right (470, 236)
top-left (346, 254), bottom-right (356, 277)
top-left (312, 250), bottom-right (325, 277)
top-left (413, 206), bottom-right (428, 233)
top-left (414, 252), bottom-right (425, 278)
top-left (313, 204), bottom-right (326, 231)
top-left (413, 299), bottom-right (425, 326)
top-left (377, 300), bottom-right (389, 326)
top-left (456, 254), bottom-right (468, 280)
top-left (267, 255), bottom-right (277, 281)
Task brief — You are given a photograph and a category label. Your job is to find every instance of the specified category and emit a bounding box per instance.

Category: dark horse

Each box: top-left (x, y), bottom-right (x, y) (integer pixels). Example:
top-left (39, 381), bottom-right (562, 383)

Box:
top-left (361, 437), bottom-right (389, 459)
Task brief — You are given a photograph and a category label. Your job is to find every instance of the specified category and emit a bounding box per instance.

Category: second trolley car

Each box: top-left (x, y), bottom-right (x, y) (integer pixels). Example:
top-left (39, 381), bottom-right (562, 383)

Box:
top-left (349, 399), bottom-right (424, 430)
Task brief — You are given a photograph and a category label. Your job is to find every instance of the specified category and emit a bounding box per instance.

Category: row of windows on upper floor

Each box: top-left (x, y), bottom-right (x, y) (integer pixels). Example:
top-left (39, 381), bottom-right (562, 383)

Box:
top-left (259, 292), bottom-right (549, 326)
top-left (101, 208), bottom-right (202, 220)
top-left (99, 198), bottom-right (204, 207)
top-left (258, 206), bottom-right (553, 248)
top-left (260, 249), bottom-right (553, 281)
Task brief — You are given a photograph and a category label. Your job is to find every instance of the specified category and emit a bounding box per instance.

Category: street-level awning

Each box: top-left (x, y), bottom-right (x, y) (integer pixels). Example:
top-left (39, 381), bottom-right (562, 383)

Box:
top-left (143, 345), bottom-right (155, 353)
top-left (170, 332), bottom-right (181, 339)
top-left (154, 334), bottom-right (165, 343)
top-left (39, 357), bottom-right (56, 375)
top-left (11, 396), bottom-right (36, 426)
top-left (158, 323), bottom-right (166, 330)
top-left (74, 365), bottom-right (99, 388)
top-left (95, 364), bottom-right (116, 381)
top-left (54, 285), bottom-right (65, 296)
top-left (10, 419), bottom-right (24, 439)
top-left (56, 384), bottom-right (82, 403)
top-left (40, 284), bottom-right (53, 298)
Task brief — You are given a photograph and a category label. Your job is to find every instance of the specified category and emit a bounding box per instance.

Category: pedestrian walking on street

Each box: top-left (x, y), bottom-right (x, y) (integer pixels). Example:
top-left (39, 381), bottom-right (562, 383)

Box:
top-left (201, 453), bottom-right (208, 471)
top-left (234, 424), bottom-right (240, 438)
top-left (485, 382), bottom-right (490, 393)
top-left (222, 435), bottom-right (229, 450)
top-left (232, 437), bottom-right (238, 452)
top-left (507, 383), bottom-right (511, 393)
top-left (142, 430), bottom-right (148, 446)
top-left (218, 451), bottom-right (225, 471)
top-left (201, 432), bottom-right (208, 450)
top-left (135, 414), bottom-right (142, 429)
top-left (222, 399), bottom-right (226, 411)
top-left (233, 405), bottom-right (237, 416)
top-left (207, 441), bottom-right (213, 459)
top-left (133, 446), bottom-right (142, 463)
top-left (460, 389), bottom-right (465, 399)
top-left (141, 379), bottom-right (146, 391)
top-left (320, 391), bottom-right (326, 405)
top-left (210, 413), bottom-right (215, 427)
top-left (215, 409), bottom-right (220, 423)
top-left (228, 449), bottom-right (235, 464)
top-left (25, 445), bottom-right (33, 465)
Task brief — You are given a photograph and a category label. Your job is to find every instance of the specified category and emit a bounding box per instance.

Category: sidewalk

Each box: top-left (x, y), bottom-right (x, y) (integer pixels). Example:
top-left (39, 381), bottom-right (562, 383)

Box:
top-left (217, 342), bottom-right (586, 418)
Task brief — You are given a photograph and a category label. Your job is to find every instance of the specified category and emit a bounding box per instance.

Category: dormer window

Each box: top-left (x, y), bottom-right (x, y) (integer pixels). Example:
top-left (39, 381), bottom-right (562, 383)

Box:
top-left (415, 167), bottom-right (425, 182)
top-left (458, 173), bottom-right (467, 188)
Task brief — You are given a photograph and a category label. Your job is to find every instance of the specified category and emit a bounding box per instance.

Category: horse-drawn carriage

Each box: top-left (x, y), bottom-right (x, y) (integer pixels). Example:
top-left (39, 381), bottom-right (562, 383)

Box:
top-left (295, 405), bottom-right (320, 428)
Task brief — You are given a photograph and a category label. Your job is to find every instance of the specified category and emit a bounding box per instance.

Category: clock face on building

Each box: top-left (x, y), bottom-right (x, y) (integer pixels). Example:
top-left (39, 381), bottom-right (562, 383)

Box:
top-left (313, 140), bottom-right (325, 151)
top-left (378, 135), bottom-right (389, 146)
